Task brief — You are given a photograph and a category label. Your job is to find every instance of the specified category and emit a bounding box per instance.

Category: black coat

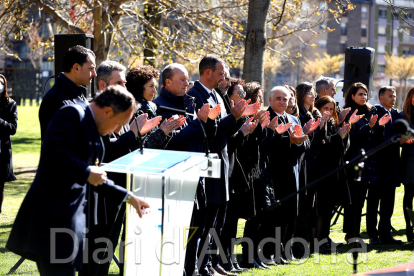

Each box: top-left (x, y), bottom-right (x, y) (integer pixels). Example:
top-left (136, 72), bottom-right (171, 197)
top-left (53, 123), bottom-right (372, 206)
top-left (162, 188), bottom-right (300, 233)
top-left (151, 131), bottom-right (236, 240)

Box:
top-left (314, 120), bottom-right (351, 209)
top-left (260, 108), bottom-right (310, 211)
top-left (187, 81), bottom-right (237, 204)
top-left (370, 105), bottom-right (402, 187)
top-left (7, 104), bottom-right (128, 269)
top-left (344, 104), bottom-right (380, 183)
top-left (0, 98), bottom-right (17, 182)
top-left (39, 73), bottom-right (88, 140)
top-left (400, 111), bottom-right (414, 185)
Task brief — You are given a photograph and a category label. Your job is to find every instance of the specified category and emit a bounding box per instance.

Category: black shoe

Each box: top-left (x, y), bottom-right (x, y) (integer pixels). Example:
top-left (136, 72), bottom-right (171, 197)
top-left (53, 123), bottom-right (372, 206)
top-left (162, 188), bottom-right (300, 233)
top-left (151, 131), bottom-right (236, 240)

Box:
top-left (369, 236), bottom-right (381, 245)
top-left (328, 237), bottom-right (344, 248)
top-left (380, 235), bottom-right (403, 244)
top-left (318, 242), bottom-right (332, 254)
top-left (407, 227), bottom-right (414, 243)
top-left (239, 258), bottom-right (265, 270)
top-left (231, 260), bottom-right (246, 272)
top-left (254, 258), bottom-right (271, 269)
top-left (260, 257), bottom-right (277, 266)
top-left (276, 256), bottom-right (291, 265)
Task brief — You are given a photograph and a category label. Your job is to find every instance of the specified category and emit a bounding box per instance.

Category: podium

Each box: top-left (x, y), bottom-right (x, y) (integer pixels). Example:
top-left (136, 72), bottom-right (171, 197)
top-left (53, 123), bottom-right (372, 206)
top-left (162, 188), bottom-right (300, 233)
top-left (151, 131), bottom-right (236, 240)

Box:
top-left (102, 149), bottom-right (220, 276)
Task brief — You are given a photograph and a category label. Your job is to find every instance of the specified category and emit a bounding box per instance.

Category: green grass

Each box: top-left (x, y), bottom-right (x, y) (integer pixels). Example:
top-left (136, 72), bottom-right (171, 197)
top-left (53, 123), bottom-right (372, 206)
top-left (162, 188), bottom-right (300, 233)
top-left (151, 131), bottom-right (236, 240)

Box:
top-left (0, 102), bottom-right (413, 275)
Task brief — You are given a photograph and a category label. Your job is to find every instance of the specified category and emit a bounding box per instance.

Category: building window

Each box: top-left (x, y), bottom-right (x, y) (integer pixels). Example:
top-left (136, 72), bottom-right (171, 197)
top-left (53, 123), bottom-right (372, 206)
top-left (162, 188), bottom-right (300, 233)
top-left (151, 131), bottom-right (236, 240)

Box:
top-left (378, 44), bottom-right (385, 53)
top-left (378, 26), bottom-right (386, 36)
top-left (379, 10), bottom-right (387, 19)
top-left (393, 29), bottom-right (398, 38)
top-left (340, 41), bottom-right (346, 52)
top-left (361, 25), bottom-right (367, 37)
top-left (319, 40), bottom-right (327, 48)
top-left (393, 46), bottom-right (398, 55)
top-left (341, 23), bottom-right (347, 35)
top-left (362, 6), bottom-right (368, 19)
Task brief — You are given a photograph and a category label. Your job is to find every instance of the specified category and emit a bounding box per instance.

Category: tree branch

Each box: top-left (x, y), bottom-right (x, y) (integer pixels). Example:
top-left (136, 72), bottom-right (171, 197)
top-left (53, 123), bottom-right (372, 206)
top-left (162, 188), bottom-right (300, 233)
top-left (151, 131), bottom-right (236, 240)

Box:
top-left (33, 0), bottom-right (85, 33)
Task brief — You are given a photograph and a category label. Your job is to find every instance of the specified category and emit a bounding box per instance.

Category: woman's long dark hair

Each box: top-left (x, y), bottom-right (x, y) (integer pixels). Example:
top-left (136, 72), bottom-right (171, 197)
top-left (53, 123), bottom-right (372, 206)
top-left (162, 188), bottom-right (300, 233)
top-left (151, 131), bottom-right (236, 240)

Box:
top-left (0, 74), bottom-right (10, 104)
top-left (403, 87), bottom-right (414, 124)
top-left (343, 82), bottom-right (372, 111)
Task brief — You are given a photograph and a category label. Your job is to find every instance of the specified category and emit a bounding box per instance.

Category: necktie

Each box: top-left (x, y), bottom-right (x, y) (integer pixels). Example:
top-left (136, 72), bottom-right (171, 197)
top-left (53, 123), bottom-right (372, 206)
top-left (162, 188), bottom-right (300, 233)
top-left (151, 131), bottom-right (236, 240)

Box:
top-left (211, 91), bottom-right (218, 104)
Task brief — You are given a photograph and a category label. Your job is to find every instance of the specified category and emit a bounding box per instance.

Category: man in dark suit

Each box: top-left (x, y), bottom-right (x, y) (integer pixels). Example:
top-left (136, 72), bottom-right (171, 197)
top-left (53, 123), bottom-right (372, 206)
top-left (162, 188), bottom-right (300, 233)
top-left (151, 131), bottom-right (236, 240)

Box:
top-left (39, 45), bottom-right (97, 141)
top-left (367, 86), bottom-right (402, 244)
top-left (6, 86), bottom-right (149, 276)
top-left (91, 60), bottom-right (162, 276)
top-left (153, 63), bottom-right (221, 276)
top-left (259, 86), bottom-right (309, 264)
top-left (187, 55), bottom-right (251, 276)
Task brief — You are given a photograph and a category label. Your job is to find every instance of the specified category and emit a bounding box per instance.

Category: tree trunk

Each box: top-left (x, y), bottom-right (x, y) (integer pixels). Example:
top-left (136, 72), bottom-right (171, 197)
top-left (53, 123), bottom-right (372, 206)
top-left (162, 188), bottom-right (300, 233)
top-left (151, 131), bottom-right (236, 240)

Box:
top-left (243, 0), bottom-right (270, 88)
top-left (143, 4), bottom-right (162, 67)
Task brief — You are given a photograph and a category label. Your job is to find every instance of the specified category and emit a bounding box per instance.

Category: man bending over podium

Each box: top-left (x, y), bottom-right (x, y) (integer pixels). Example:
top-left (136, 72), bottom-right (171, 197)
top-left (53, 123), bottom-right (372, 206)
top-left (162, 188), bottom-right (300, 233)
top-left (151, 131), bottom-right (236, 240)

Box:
top-left (6, 86), bottom-right (149, 276)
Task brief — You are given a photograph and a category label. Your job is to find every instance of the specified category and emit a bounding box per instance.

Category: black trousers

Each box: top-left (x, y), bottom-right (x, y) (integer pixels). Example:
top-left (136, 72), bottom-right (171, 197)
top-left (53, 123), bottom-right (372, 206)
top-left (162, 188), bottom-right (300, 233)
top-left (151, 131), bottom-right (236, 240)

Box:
top-left (0, 181), bottom-right (4, 213)
top-left (36, 257), bottom-right (76, 276)
top-left (366, 182), bottom-right (396, 238)
top-left (343, 180), bottom-right (368, 237)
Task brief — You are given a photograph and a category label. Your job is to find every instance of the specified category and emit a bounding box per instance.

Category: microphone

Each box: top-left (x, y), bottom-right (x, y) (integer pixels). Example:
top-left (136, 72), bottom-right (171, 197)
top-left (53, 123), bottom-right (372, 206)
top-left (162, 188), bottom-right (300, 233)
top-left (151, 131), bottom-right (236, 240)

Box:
top-left (392, 119), bottom-right (414, 138)
top-left (155, 104), bottom-right (196, 118)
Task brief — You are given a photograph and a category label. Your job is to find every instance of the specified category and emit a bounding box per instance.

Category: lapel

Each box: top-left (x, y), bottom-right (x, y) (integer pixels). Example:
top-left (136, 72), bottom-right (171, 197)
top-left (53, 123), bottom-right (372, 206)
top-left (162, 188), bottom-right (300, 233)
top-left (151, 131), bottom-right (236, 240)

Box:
top-left (195, 81), bottom-right (217, 108)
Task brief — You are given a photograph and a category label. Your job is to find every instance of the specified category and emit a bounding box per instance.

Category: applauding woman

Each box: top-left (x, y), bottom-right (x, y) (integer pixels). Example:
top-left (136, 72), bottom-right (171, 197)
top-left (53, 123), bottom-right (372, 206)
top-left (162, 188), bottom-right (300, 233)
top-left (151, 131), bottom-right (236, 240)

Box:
top-left (342, 82), bottom-right (390, 244)
top-left (126, 65), bottom-right (185, 149)
top-left (0, 74), bottom-right (17, 214)
top-left (401, 88), bottom-right (414, 242)
top-left (314, 96), bottom-right (351, 252)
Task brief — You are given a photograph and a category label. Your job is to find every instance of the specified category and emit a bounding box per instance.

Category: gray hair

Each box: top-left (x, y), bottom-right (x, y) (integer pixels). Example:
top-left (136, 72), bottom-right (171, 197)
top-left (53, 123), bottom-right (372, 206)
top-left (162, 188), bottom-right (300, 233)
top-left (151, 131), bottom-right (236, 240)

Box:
top-left (269, 86), bottom-right (291, 99)
top-left (315, 76), bottom-right (335, 94)
top-left (161, 63), bottom-right (187, 86)
top-left (92, 85), bottom-right (136, 114)
top-left (96, 60), bottom-right (126, 91)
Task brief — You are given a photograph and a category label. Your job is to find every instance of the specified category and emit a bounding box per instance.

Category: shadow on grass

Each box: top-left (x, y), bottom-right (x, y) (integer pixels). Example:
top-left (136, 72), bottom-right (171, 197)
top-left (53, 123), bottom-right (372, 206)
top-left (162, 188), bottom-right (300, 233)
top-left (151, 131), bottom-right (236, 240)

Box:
top-left (11, 137), bottom-right (40, 145)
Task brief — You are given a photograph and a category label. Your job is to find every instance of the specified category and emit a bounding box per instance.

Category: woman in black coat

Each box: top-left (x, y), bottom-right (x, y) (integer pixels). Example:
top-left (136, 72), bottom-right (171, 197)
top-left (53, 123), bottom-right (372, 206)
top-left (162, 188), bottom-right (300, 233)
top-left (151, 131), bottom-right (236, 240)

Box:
top-left (125, 65), bottom-right (184, 149)
top-left (400, 87), bottom-right (414, 242)
top-left (314, 96), bottom-right (351, 252)
top-left (342, 82), bottom-right (390, 243)
top-left (0, 74), bottom-right (17, 214)
top-left (293, 82), bottom-right (322, 257)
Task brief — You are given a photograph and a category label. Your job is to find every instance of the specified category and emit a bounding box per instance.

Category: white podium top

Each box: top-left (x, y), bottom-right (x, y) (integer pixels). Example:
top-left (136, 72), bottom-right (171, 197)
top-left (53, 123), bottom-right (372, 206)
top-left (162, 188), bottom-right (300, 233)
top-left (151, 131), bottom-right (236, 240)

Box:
top-left (102, 148), bottom-right (219, 177)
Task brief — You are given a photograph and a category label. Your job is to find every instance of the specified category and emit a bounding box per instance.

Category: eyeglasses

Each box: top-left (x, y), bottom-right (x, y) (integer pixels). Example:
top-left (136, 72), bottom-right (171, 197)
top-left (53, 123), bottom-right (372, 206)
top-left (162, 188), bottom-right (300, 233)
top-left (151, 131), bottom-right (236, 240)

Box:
top-left (307, 91), bottom-right (316, 97)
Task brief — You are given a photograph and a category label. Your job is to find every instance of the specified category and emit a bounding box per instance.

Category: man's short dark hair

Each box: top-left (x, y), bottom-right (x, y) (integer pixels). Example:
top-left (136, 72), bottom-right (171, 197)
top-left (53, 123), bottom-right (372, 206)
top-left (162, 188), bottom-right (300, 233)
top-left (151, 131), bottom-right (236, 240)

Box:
top-left (62, 45), bottom-right (96, 73)
top-left (199, 54), bottom-right (224, 76)
top-left (96, 60), bottom-right (126, 91)
top-left (379, 86), bottom-right (396, 98)
top-left (92, 85), bottom-right (136, 114)
top-left (161, 63), bottom-right (186, 87)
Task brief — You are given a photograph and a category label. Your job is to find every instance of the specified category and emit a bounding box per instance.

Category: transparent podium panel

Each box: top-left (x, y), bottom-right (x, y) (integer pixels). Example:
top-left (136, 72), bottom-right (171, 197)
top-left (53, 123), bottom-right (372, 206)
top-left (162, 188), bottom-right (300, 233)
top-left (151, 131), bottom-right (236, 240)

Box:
top-left (102, 149), bottom-right (220, 276)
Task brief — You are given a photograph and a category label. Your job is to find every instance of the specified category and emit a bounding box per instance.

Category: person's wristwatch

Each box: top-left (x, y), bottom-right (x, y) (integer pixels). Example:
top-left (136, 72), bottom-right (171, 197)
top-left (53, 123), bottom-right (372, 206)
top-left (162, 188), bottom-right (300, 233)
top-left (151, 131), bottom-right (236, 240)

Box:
top-left (125, 191), bottom-right (133, 203)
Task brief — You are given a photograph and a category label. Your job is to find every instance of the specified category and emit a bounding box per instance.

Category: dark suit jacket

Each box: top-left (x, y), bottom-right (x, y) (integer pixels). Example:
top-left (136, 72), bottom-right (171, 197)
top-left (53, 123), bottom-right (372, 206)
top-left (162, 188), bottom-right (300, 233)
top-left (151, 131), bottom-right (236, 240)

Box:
top-left (187, 81), bottom-right (237, 204)
top-left (261, 107), bottom-right (310, 210)
top-left (7, 104), bottom-right (128, 269)
top-left (371, 105), bottom-right (402, 187)
top-left (39, 73), bottom-right (88, 141)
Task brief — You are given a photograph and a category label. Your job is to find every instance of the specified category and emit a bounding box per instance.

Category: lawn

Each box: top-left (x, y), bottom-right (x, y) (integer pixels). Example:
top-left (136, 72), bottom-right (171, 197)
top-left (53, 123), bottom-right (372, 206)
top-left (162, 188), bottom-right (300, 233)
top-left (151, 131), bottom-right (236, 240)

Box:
top-left (0, 103), bottom-right (413, 275)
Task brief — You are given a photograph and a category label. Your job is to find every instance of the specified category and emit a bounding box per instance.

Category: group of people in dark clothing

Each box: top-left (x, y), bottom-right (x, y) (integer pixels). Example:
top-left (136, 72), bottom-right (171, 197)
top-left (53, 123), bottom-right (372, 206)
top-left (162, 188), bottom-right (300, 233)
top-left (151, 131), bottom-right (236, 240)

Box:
top-left (3, 45), bottom-right (414, 276)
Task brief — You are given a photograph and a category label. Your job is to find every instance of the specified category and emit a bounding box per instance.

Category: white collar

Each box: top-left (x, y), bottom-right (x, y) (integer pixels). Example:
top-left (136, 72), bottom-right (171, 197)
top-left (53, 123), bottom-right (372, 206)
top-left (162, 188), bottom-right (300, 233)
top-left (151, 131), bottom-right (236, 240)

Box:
top-left (199, 81), bottom-right (213, 94)
top-left (379, 104), bottom-right (391, 112)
